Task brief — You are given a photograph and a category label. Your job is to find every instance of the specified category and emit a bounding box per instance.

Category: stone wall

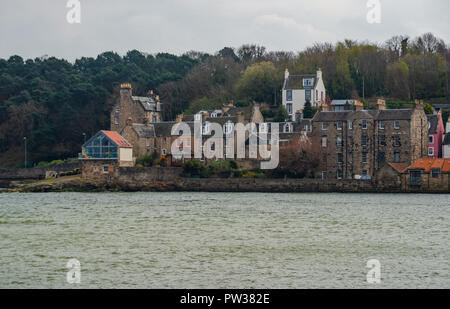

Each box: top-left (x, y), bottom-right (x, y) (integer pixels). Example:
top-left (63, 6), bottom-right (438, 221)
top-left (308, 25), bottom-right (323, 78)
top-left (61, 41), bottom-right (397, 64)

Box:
top-left (0, 163), bottom-right (80, 181)
top-left (118, 167), bottom-right (183, 182)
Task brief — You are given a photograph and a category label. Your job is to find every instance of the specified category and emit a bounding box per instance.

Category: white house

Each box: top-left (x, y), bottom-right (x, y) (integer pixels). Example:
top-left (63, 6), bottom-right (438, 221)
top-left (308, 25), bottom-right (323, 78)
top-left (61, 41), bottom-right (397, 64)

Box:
top-left (282, 68), bottom-right (326, 121)
top-left (444, 117), bottom-right (450, 158)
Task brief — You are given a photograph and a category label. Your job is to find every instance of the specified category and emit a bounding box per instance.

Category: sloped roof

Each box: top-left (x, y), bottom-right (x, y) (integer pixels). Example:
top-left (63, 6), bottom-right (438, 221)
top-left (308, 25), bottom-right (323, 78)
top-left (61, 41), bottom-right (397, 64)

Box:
top-left (132, 96), bottom-right (159, 111)
top-left (406, 158), bottom-right (450, 173)
top-left (101, 130), bottom-right (132, 148)
top-left (284, 74), bottom-right (317, 90)
top-left (331, 100), bottom-right (357, 106)
top-left (313, 109), bottom-right (415, 122)
top-left (368, 109), bottom-right (414, 120)
top-left (388, 163), bottom-right (408, 173)
top-left (444, 133), bottom-right (450, 145)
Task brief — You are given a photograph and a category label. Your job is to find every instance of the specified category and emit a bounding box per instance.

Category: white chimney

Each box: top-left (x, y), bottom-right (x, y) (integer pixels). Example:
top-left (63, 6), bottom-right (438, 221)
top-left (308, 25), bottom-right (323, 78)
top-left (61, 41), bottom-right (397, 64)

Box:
top-left (285, 68), bottom-right (289, 80)
top-left (317, 68), bottom-right (322, 80)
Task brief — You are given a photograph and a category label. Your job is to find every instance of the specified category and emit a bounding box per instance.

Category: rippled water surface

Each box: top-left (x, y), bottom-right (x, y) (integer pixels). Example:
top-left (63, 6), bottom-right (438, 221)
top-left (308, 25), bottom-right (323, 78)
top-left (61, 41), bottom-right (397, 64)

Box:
top-left (0, 192), bottom-right (449, 288)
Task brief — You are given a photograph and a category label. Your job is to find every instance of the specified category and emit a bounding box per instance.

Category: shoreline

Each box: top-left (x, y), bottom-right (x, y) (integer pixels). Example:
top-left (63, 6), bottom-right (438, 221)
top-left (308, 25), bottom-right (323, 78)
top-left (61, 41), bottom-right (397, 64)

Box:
top-left (2, 176), bottom-right (449, 194)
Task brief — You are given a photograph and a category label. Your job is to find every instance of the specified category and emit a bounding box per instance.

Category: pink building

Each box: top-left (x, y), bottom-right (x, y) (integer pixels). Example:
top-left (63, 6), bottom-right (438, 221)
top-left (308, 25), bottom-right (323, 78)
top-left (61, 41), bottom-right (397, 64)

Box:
top-left (427, 111), bottom-right (445, 158)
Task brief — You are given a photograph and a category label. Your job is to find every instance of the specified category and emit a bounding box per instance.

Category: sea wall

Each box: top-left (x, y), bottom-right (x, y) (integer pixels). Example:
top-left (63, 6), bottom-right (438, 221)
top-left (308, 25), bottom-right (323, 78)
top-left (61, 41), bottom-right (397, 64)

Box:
top-left (0, 163), bottom-right (80, 185)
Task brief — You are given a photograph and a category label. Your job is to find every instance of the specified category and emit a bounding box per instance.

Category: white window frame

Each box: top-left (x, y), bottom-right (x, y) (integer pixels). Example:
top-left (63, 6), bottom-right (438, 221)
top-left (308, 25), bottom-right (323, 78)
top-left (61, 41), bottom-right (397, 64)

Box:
top-left (322, 171), bottom-right (327, 180)
top-left (103, 166), bottom-right (109, 174)
top-left (394, 121), bottom-right (400, 130)
top-left (379, 121), bottom-right (385, 130)
top-left (349, 121), bottom-right (353, 130)
top-left (322, 137), bottom-right (327, 148)
top-left (429, 135), bottom-right (434, 144)
top-left (286, 103), bottom-right (293, 114)
top-left (428, 147), bottom-right (435, 156)
top-left (362, 120), bottom-right (368, 130)
top-left (286, 90), bottom-right (293, 102)
top-left (337, 121), bottom-right (343, 130)
top-left (322, 122), bottom-right (327, 131)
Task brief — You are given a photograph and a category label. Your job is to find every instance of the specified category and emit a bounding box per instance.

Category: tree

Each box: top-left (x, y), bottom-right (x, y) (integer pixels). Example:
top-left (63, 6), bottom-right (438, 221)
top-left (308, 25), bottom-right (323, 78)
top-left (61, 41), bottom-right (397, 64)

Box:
top-left (424, 104), bottom-right (434, 115)
top-left (303, 100), bottom-right (314, 119)
top-left (274, 105), bottom-right (289, 122)
top-left (386, 61), bottom-right (410, 100)
top-left (234, 61), bottom-right (281, 104)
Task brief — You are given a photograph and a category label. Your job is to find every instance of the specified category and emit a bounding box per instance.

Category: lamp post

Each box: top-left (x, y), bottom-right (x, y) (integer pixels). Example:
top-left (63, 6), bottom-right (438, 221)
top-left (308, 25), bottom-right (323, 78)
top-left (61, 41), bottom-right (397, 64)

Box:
top-left (23, 137), bottom-right (27, 168)
top-left (82, 133), bottom-right (86, 145)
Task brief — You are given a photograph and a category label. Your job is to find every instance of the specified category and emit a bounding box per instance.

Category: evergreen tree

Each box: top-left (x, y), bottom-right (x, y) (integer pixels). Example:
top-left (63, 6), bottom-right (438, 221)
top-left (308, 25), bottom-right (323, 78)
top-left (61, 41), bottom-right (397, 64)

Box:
top-left (303, 100), bottom-right (314, 119)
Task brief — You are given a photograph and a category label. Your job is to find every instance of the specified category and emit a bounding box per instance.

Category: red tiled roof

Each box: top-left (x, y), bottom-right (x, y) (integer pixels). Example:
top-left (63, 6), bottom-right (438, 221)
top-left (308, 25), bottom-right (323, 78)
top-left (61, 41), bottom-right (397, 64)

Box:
top-left (388, 163), bottom-right (408, 173)
top-left (406, 158), bottom-right (450, 173)
top-left (101, 130), bottom-right (132, 148)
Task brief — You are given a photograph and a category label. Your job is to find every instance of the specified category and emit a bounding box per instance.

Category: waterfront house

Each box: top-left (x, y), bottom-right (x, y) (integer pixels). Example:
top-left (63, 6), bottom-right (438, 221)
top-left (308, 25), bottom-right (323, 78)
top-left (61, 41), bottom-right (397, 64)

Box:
top-left (426, 111), bottom-right (445, 158)
top-left (401, 158), bottom-right (450, 192)
top-left (79, 130), bottom-right (134, 179)
top-left (444, 117), bottom-right (450, 159)
top-left (282, 68), bottom-right (326, 121)
top-left (311, 100), bottom-right (428, 180)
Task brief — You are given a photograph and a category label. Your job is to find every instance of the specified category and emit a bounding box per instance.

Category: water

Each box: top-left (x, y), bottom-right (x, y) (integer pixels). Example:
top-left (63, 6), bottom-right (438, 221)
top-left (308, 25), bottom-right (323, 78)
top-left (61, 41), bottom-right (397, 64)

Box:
top-left (0, 192), bottom-right (448, 289)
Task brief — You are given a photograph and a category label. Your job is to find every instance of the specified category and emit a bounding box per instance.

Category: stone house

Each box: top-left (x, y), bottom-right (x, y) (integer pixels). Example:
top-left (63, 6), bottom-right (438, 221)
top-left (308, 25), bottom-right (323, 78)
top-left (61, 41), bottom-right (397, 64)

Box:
top-left (426, 111), bottom-right (445, 158)
top-left (79, 130), bottom-right (134, 179)
top-left (282, 69), bottom-right (326, 121)
top-left (110, 83), bottom-right (162, 133)
top-left (311, 100), bottom-right (428, 180)
top-left (401, 158), bottom-right (450, 192)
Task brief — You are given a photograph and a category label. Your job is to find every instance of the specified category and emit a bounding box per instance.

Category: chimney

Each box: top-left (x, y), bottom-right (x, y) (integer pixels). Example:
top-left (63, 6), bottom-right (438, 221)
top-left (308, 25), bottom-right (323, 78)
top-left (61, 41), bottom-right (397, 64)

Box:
top-left (447, 117), bottom-right (450, 134)
top-left (295, 110), bottom-right (303, 123)
top-left (376, 99), bottom-right (386, 110)
top-left (317, 68), bottom-right (322, 80)
top-left (120, 83), bottom-right (132, 98)
top-left (354, 100), bottom-right (363, 111)
top-left (126, 116), bottom-right (133, 127)
top-left (176, 114), bottom-right (183, 123)
top-left (285, 68), bottom-right (289, 80)
top-left (148, 90), bottom-right (154, 96)
top-left (236, 111), bottom-right (245, 124)
top-left (414, 99), bottom-right (424, 110)
top-left (321, 103), bottom-right (329, 112)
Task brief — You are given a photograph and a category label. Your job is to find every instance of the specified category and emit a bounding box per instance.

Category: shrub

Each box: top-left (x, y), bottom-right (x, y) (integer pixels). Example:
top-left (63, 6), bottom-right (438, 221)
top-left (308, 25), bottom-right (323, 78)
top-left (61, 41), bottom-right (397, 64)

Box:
top-left (136, 155), bottom-right (153, 167)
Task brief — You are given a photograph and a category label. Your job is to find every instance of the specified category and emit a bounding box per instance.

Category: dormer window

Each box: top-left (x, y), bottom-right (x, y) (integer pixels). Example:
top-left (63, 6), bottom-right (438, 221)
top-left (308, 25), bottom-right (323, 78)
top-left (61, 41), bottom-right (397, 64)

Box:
top-left (211, 112), bottom-right (217, 118)
top-left (259, 123), bottom-right (268, 134)
top-left (303, 78), bottom-right (314, 87)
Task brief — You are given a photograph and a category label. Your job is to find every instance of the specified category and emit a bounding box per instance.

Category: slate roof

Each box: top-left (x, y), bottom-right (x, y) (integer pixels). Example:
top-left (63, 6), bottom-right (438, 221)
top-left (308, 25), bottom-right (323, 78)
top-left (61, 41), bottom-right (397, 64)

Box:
top-left (101, 130), bottom-right (133, 148)
top-left (444, 133), bottom-right (450, 145)
top-left (132, 96), bottom-right (159, 112)
top-left (284, 74), bottom-right (317, 90)
top-left (313, 109), bottom-right (415, 122)
top-left (427, 115), bottom-right (438, 134)
top-left (331, 100), bottom-right (357, 106)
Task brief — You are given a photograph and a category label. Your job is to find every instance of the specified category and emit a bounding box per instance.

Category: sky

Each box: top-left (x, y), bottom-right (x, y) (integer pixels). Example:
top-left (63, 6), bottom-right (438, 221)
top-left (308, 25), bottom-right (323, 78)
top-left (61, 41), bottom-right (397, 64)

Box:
top-left (0, 0), bottom-right (449, 61)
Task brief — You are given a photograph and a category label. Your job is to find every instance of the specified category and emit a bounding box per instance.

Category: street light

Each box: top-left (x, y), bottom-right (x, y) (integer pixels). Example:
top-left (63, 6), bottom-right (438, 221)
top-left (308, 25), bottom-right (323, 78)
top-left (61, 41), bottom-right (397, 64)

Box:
top-left (82, 133), bottom-right (86, 145)
top-left (23, 137), bottom-right (27, 168)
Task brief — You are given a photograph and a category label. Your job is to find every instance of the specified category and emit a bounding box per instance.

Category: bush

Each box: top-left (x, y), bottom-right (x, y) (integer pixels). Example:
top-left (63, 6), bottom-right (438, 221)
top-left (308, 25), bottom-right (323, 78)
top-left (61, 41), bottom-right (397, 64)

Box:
top-left (136, 155), bottom-right (153, 167)
top-left (158, 156), bottom-right (169, 167)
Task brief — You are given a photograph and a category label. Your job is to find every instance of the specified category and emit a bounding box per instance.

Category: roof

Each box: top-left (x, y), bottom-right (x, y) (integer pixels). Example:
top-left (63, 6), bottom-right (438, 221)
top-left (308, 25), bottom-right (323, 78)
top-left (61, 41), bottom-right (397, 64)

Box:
top-left (427, 115), bottom-right (439, 134)
top-left (406, 158), bottom-right (450, 173)
top-left (444, 133), bottom-right (450, 145)
top-left (388, 163), bottom-right (408, 173)
top-left (313, 109), bottom-right (415, 122)
top-left (331, 100), bottom-right (357, 106)
top-left (101, 130), bottom-right (132, 148)
top-left (132, 96), bottom-right (160, 112)
top-left (284, 74), bottom-right (318, 90)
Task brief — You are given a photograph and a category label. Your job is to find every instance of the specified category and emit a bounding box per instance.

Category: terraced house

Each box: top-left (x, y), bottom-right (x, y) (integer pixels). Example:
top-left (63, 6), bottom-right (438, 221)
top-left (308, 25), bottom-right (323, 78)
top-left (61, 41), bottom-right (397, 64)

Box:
top-left (311, 100), bottom-right (428, 180)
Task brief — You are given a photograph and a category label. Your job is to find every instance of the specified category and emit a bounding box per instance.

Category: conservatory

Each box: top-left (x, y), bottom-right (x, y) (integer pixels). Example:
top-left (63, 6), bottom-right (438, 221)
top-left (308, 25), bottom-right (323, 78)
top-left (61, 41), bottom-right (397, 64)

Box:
top-left (79, 130), bottom-right (132, 161)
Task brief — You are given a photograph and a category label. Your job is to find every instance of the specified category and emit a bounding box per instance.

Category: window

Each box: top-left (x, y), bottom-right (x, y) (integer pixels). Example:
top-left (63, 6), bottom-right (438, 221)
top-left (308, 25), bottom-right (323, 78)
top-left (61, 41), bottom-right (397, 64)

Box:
top-left (379, 121), bottom-right (385, 130)
top-left (378, 152), bottom-right (386, 164)
top-left (361, 135), bottom-right (368, 147)
top-left (286, 90), bottom-right (293, 101)
top-left (394, 135), bottom-right (401, 147)
top-left (337, 121), bottom-right (343, 130)
top-left (305, 89), bottom-right (311, 101)
top-left (410, 171), bottom-right (421, 185)
top-left (316, 90), bottom-right (318, 101)
top-left (394, 121), bottom-right (400, 130)
top-left (394, 152), bottom-right (400, 163)
top-left (337, 136), bottom-right (343, 147)
top-left (103, 166), bottom-right (109, 174)
top-left (432, 170), bottom-right (440, 178)
top-left (286, 103), bottom-right (293, 114)
top-left (303, 78), bottom-right (313, 87)
top-left (210, 143), bottom-right (215, 151)
top-left (349, 121), bottom-right (353, 130)
top-left (152, 114), bottom-right (157, 122)
top-left (362, 120), bottom-right (368, 130)
top-left (211, 112), bottom-right (217, 118)
top-left (379, 135), bottom-right (386, 146)
top-left (322, 136), bottom-right (327, 148)
top-left (362, 152), bottom-right (368, 164)
top-left (284, 123), bottom-right (292, 133)
top-left (322, 122), bottom-right (328, 130)
top-left (428, 147), bottom-right (435, 156)
top-left (337, 170), bottom-right (343, 179)
top-left (429, 135), bottom-right (434, 144)
top-left (259, 123), bottom-right (268, 134)
top-left (362, 170), bottom-right (368, 177)
top-left (322, 171), bottom-right (327, 180)
top-left (162, 149), bottom-right (167, 156)
top-left (338, 153), bottom-right (344, 164)
top-left (224, 122), bottom-right (233, 135)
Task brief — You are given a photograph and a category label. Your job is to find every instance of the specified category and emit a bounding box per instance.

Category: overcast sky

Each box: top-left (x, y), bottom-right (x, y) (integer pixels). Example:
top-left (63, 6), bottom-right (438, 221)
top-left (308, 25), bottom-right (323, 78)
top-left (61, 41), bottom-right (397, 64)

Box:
top-left (1, 0), bottom-right (449, 61)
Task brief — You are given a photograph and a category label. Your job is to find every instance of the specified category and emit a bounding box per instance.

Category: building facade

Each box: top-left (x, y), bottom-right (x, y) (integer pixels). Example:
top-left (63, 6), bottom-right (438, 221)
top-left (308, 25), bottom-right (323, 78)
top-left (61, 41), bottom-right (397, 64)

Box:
top-left (282, 69), bottom-right (326, 121)
top-left (311, 100), bottom-right (428, 180)
top-left (427, 111), bottom-right (445, 158)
